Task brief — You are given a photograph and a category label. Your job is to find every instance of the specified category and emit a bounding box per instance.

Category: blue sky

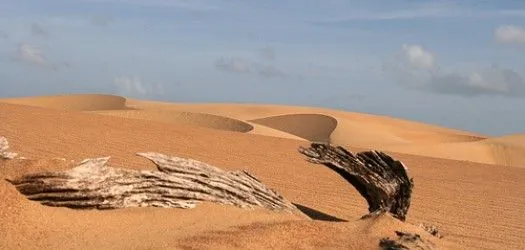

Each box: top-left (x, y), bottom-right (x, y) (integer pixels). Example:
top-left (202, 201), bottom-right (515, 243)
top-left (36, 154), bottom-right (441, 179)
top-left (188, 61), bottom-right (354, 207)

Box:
top-left (1, 0), bottom-right (525, 135)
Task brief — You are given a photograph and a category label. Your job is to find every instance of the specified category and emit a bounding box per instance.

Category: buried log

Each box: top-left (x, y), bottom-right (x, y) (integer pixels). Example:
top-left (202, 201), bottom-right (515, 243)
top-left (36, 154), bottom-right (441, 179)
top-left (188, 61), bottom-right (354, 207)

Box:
top-left (0, 136), bottom-right (18, 160)
top-left (7, 152), bottom-right (296, 211)
top-left (298, 143), bottom-right (413, 221)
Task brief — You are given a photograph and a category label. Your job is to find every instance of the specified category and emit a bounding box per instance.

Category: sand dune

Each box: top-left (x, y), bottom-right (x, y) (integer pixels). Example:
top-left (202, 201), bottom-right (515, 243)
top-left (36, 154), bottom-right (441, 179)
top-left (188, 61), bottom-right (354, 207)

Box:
top-left (480, 135), bottom-right (525, 167)
top-left (93, 109), bottom-right (254, 133)
top-left (2, 95), bottom-right (524, 168)
top-left (249, 114), bottom-right (337, 143)
top-left (1, 100), bottom-right (525, 249)
top-left (0, 94), bottom-right (129, 111)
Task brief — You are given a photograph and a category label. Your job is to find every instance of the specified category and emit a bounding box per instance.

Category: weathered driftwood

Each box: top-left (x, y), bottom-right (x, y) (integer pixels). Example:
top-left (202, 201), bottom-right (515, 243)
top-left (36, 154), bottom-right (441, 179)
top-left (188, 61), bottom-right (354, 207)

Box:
top-left (0, 136), bottom-right (18, 160)
top-left (298, 143), bottom-right (414, 221)
top-left (7, 152), bottom-right (296, 211)
top-left (379, 231), bottom-right (435, 250)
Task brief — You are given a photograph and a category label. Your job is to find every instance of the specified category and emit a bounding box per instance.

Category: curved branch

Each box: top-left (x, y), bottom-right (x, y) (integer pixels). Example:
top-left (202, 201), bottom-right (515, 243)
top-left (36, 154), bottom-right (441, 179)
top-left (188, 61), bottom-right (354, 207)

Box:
top-left (298, 143), bottom-right (413, 221)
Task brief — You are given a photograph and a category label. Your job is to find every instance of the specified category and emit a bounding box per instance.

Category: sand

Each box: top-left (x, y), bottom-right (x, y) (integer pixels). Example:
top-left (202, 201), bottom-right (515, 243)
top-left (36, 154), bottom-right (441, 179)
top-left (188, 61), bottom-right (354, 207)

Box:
top-left (0, 94), bottom-right (524, 249)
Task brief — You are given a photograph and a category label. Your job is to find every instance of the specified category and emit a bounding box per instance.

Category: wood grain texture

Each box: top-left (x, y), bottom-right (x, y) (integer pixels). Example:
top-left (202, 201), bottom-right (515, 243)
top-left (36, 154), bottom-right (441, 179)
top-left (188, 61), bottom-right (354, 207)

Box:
top-left (7, 152), bottom-right (296, 211)
top-left (298, 142), bottom-right (413, 221)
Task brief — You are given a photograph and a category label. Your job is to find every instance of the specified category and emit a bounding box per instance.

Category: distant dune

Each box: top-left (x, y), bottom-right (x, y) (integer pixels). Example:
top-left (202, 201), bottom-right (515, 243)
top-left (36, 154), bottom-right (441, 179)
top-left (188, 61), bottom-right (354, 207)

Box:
top-left (2, 94), bottom-right (524, 168)
top-left (480, 134), bottom-right (525, 167)
top-left (0, 94), bottom-right (129, 111)
top-left (93, 110), bottom-right (254, 133)
top-left (249, 114), bottom-right (337, 143)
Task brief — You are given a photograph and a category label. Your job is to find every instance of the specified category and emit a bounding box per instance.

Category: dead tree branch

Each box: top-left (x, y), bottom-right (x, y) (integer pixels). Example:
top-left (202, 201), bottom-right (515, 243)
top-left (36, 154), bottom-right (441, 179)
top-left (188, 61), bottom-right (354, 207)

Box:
top-left (298, 143), bottom-right (414, 221)
top-left (7, 152), bottom-right (296, 211)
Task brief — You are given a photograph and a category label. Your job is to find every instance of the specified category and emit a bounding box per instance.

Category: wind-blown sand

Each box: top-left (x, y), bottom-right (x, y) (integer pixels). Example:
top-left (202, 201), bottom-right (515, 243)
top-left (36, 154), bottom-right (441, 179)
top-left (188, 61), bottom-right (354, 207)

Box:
top-left (0, 94), bottom-right (524, 249)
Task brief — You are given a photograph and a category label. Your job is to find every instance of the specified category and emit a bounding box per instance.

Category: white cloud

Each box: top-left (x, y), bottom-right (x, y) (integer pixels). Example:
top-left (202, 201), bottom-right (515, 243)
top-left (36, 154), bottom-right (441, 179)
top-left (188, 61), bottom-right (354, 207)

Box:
top-left (214, 56), bottom-right (289, 79)
top-left (17, 43), bottom-right (52, 67)
top-left (495, 25), bottom-right (525, 45)
top-left (402, 44), bottom-right (435, 69)
top-left (214, 57), bottom-right (252, 74)
top-left (316, 2), bottom-right (525, 23)
top-left (113, 76), bottom-right (163, 97)
top-left (383, 44), bottom-right (525, 97)
top-left (258, 65), bottom-right (288, 79)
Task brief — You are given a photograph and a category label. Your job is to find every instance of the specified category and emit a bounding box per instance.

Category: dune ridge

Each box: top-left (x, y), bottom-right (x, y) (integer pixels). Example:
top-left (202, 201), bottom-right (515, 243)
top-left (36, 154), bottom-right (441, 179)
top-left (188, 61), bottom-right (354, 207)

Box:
top-left (0, 94), bottom-right (129, 111)
top-left (2, 94), bottom-right (525, 168)
top-left (93, 109), bottom-right (254, 133)
top-left (249, 114), bottom-right (337, 143)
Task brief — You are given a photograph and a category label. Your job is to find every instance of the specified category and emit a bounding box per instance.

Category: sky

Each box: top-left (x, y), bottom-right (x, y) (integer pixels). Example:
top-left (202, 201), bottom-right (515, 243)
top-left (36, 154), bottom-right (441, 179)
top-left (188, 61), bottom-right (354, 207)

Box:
top-left (1, 0), bottom-right (525, 136)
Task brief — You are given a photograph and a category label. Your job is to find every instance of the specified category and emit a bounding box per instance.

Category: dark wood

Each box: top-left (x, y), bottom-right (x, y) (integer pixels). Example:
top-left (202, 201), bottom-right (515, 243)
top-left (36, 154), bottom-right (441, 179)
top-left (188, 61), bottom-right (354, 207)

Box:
top-left (298, 143), bottom-right (414, 221)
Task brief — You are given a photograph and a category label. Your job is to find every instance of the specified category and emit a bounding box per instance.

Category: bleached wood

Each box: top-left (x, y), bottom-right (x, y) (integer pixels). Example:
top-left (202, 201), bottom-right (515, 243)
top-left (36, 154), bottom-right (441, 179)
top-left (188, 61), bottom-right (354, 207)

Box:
top-left (0, 136), bottom-right (18, 160)
top-left (8, 152), bottom-right (296, 211)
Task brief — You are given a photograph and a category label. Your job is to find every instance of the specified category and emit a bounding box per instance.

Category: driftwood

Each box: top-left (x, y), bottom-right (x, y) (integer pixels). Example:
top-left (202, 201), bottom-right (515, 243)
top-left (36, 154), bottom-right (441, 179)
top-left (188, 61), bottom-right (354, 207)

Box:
top-left (379, 231), bottom-right (435, 250)
top-left (0, 137), bottom-right (18, 160)
top-left (7, 152), bottom-right (296, 211)
top-left (298, 143), bottom-right (413, 221)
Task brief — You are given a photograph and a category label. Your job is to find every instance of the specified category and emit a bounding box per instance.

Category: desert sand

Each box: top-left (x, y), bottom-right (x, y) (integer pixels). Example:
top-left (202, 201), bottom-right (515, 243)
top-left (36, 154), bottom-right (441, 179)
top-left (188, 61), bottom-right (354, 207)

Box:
top-left (1, 94), bottom-right (524, 249)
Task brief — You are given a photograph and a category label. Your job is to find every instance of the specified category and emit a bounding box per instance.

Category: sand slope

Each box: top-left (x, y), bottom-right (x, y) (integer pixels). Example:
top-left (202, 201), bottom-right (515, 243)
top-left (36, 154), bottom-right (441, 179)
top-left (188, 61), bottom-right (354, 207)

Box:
top-left (0, 94), bottom-right (129, 111)
top-left (122, 99), bottom-right (525, 168)
top-left (1, 101), bottom-right (524, 249)
top-left (1, 94), bottom-right (524, 168)
top-left (92, 109), bottom-right (255, 133)
top-left (249, 114), bottom-right (337, 143)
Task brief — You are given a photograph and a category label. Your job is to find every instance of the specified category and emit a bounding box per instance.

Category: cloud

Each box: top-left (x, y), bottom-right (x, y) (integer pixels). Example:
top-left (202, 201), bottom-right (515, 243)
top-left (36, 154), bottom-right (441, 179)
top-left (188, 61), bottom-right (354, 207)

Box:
top-left (113, 76), bottom-right (163, 97)
top-left (315, 3), bottom-right (525, 23)
top-left (214, 56), bottom-right (288, 79)
top-left (258, 65), bottom-right (288, 79)
top-left (495, 25), bottom-right (525, 45)
top-left (90, 14), bottom-right (113, 27)
top-left (31, 23), bottom-right (47, 36)
top-left (258, 46), bottom-right (275, 61)
top-left (401, 44), bottom-right (434, 69)
top-left (383, 44), bottom-right (525, 97)
top-left (214, 57), bottom-right (252, 74)
top-left (16, 43), bottom-right (53, 68)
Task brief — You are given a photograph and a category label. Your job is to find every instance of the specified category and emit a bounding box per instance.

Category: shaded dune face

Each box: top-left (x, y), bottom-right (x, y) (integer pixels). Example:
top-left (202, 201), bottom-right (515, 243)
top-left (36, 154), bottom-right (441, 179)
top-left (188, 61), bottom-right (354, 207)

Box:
top-left (94, 110), bottom-right (254, 133)
top-left (0, 94), bottom-right (129, 111)
top-left (249, 114), bottom-right (338, 143)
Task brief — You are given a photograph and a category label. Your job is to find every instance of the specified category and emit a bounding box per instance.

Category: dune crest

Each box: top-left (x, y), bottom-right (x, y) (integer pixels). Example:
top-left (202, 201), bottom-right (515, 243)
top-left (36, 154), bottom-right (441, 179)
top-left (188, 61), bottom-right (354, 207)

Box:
top-left (2, 94), bottom-right (525, 168)
top-left (93, 109), bottom-right (254, 133)
top-left (0, 94), bottom-right (129, 111)
top-left (249, 114), bottom-right (337, 143)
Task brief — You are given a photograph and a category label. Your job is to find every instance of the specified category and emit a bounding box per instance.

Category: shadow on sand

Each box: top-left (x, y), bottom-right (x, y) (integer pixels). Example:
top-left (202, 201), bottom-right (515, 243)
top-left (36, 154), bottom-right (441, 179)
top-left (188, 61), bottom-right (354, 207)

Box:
top-left (293, 203), bottom-right (348, 222)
